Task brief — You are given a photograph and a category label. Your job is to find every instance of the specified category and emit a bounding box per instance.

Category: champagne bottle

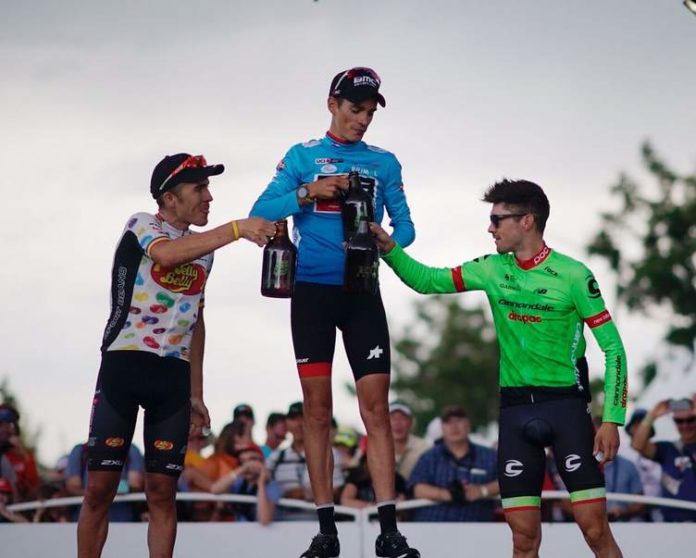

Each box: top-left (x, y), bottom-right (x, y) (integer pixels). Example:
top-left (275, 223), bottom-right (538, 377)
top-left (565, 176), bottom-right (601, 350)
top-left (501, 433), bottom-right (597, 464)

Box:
top-left (341, 171), bottom-right (375, 242)
top-left (344, 217), bottom-right (378, 294)
top-left (261, 219), bottom-right (297, 298)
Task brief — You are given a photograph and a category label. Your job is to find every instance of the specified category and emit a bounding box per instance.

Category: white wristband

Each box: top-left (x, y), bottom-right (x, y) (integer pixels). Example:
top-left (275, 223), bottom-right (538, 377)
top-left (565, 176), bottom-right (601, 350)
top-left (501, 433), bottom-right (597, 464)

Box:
top-left (480, 485), bottom-right (489, 498)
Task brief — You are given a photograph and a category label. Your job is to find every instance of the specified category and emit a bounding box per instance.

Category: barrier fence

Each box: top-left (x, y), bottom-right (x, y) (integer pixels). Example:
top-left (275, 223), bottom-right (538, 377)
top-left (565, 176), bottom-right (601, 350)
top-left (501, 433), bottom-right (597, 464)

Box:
top-left (4, 492), bottom-right (695, 557)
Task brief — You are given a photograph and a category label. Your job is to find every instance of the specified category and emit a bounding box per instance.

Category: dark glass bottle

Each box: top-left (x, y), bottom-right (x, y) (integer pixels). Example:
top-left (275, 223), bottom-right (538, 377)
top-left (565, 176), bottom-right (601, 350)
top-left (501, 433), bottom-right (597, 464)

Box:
top-left (261, 219), bottom-right (297, 298)
top-left (342, 171), bottom-right (375, 242)
top-left (344, 218), bottom-right (378, 294)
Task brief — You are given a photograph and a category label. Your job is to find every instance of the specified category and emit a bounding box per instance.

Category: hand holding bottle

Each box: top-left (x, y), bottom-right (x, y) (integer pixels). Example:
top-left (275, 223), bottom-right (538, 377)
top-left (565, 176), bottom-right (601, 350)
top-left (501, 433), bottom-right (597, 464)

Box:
top-left (236, 217), bottom-right (277, 247)
top-left (368, 223), bottom-right (396, 254)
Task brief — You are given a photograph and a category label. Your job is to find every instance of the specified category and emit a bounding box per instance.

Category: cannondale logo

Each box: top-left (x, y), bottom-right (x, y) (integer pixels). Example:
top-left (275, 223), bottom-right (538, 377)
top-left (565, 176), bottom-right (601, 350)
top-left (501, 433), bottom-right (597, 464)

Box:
top-left (565, 454), bottom-right (582, 472)
top-left (504, 459), bottom-right (524, 477)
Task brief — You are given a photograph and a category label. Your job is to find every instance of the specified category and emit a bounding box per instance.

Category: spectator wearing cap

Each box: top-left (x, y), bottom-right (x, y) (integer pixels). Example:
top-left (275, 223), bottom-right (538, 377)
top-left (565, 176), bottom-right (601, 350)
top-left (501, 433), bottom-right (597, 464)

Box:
top-left (76, 153), bottom-right (276, 557)
top-left (261, 412), bottom-right (287, 459)
top-left (267, 402), bottom-right (344, 521)
top-left (620, 408), bottom-right (663, 521)
top-left (0, 477), bottom-right (27, 523)
top-left (408, 405), bottom-right (499, 522)
top-left (233, 403), bottom-right (256, 443)
top-left (631, 396), bottom-right (696, 522)
top-left (334, 426), bottom-right (360, 473)
top-left (0, 403), bottom-right (40, 502)
top-left (389, 401), bottom-right (430, 481)
top-left (210, 444), bottom-right (282, 525)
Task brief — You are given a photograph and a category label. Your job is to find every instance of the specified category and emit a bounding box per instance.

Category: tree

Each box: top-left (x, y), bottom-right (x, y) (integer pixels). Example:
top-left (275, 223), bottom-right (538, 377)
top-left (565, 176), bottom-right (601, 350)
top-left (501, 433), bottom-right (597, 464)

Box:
top-left (587, 142), bottom-right (696, 377)
top-left (389, 295), bottom-right (500, 435)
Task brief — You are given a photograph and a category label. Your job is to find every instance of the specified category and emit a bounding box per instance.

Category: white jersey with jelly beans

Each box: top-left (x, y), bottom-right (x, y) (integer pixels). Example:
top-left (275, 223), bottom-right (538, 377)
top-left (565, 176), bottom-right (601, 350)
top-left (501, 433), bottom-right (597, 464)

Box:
top-left (100, 212), bottom-right (214, 361)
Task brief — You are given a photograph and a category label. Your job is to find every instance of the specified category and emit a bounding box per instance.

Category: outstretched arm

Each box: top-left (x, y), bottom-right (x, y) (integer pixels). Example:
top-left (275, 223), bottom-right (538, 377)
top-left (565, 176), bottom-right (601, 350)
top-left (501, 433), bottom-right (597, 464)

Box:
top-left (369, 223), bottom-right (466, 295)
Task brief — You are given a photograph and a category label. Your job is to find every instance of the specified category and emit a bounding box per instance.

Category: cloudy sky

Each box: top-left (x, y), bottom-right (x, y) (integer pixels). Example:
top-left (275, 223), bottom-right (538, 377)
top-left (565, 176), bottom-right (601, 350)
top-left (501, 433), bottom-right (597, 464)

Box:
top-left (2, 1), bottom-right (695, 465)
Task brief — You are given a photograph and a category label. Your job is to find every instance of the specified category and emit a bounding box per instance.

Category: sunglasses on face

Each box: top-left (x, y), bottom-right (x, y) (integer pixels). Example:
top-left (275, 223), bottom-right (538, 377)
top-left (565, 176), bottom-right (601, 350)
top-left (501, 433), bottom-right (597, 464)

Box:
top-left (674, 416), bottom-right (696, 425)
top-left (158, 155), bottom-right (207, 193)
top-left (489, 213), bottom-right (527, 227)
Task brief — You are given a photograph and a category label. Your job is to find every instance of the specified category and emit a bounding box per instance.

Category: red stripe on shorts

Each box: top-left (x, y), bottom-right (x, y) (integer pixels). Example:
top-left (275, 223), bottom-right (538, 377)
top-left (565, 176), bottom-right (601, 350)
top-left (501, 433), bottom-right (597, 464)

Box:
top-left (298, 362), bottom-right (332, 378)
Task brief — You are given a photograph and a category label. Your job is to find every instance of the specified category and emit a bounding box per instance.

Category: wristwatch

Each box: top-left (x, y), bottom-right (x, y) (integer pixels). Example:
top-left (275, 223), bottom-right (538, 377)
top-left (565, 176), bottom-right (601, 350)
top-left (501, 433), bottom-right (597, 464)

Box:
top-left (297, 184), bottom-right (312, 205)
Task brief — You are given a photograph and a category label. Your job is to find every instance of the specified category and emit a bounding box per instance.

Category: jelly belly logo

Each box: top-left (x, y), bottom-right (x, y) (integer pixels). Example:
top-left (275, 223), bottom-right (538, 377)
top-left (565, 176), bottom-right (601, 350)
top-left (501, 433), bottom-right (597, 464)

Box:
top-left (151, 263), bottom-right (205, 294)
top-left (154, 440), bottom-right (174, 451)
top-left (105, 437), bottom-right (125, 448)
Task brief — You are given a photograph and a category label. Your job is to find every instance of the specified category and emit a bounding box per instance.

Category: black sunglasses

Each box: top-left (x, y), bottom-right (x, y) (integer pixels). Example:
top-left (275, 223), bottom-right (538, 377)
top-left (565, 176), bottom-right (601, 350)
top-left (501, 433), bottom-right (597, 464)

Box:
top-left (674, 416), bottom-right (696, 425)
top-left (489, 213), bottom-right (527, 227)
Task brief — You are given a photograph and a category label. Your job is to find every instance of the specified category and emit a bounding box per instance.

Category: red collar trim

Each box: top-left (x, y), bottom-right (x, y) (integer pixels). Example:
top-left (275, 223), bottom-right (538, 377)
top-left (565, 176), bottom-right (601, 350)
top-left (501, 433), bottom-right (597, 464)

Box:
top-left (326, 130), bottom-right (351, 144)
top-left (516, 244), bottom-right (551, 270)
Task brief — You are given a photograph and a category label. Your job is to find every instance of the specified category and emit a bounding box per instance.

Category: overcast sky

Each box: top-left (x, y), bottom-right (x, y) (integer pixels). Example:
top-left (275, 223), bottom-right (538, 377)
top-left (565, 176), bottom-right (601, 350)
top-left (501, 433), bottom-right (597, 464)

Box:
top-left (2, 1), bottom-right (695, 465)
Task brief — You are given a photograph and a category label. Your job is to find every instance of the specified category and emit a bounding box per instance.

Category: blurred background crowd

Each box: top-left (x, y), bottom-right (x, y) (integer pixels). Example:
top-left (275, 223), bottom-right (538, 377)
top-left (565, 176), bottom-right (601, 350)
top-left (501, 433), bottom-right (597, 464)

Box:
top-left (1, 395), bottom-right (695, 525)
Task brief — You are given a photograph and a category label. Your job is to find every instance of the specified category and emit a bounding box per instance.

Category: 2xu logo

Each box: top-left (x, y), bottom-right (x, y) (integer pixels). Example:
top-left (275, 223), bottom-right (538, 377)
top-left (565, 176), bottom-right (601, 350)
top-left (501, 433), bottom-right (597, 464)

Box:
top-left (504, 459), bottom-right (524, 477)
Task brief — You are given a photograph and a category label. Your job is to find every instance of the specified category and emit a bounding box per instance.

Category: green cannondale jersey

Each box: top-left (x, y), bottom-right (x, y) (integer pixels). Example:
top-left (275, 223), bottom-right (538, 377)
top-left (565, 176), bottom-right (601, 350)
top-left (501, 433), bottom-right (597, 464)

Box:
top-left (383, 244), bottom-right (628, 424)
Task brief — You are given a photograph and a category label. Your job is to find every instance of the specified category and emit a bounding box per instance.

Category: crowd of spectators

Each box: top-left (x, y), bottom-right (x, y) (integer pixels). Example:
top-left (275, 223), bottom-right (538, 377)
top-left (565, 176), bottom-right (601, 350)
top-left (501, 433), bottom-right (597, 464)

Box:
top-left (1, 394), bottom-right (695, 525)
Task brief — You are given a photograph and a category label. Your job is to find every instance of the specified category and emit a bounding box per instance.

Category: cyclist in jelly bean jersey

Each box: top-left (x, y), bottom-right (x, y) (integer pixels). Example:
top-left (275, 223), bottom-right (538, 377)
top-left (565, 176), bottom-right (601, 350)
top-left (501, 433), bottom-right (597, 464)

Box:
top-left (100, 212), bottom-right (214, 360)
top-left (371, 179), bottom-right (626, 558)
top-left (250, 68), bottom-right (419, 558)
top-left (78, 153), bottom-right (274, 558)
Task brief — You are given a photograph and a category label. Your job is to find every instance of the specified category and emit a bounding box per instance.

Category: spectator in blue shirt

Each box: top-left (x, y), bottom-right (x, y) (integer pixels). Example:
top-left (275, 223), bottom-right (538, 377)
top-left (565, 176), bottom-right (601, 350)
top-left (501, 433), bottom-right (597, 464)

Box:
top-left (632, 397), bottom-right (696, 522)
top-left (588, 417), bottom-right (645, 521)
top-left (210, 443), bottom-right (282, 525)
top-left (64, 441), bottom-right (144, 522)
top-left (408, 405), bottom-right (499, 521)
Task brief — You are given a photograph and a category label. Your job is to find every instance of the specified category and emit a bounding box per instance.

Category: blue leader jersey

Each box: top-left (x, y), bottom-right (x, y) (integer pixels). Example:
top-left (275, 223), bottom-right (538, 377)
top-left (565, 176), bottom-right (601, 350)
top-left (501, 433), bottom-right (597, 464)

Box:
top-left (250, 132), bottom-right (415, 285)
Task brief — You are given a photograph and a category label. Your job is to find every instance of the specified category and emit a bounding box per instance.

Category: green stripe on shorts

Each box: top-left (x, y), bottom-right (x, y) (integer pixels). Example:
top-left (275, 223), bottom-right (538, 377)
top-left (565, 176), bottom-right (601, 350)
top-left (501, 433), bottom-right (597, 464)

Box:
top-left (501, 496), bottom-right (541, 509)
top-left (570, 487), bottom-right (606, 503)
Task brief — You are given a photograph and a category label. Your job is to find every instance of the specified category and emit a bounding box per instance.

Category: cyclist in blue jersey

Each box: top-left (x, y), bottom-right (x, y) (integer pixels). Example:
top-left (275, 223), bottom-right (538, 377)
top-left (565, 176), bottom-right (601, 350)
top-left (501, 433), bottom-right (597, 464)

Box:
top-left (250, 68), bottom-right (419, 558)
top-left (78, 153), bottom-right (274, 558)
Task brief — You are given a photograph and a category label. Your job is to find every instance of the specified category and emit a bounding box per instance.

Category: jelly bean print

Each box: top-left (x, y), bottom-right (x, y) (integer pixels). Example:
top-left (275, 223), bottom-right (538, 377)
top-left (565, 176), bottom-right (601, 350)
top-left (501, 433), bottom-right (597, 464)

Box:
top-left (168, 334), bottom-right (183, 345)
top-left (153, 328), bottom-right (166, 334)
top-left (143, 337), bottom-right (160, 349)
top-left (142, 315), bottom-right (159, 325)
top-left (127, 217), bottom-right (137, 228)
top-left (150, 304), bottom-right (168, 314)
top-left (134, 292), bottom-right (149, 302)
top-left (135, 274), bottom-right (144, 286)
top-left (136, 322), bottom-right (145, 329)
top-left (177, 320), bottom-right (190, 328)
top-left (179, 302), bottom-right (191, 313)
top-left (124, 333), bottom-right (135, 339)
top-left (156, 292), bottom-right (175, 308)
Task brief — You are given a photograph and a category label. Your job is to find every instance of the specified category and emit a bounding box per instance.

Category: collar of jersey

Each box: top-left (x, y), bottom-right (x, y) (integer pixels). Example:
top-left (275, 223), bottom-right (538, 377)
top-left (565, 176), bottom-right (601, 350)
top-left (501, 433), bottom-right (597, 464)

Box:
top-left (156, 213), bottom-right (190, 237)
top-left (323, 131), bottom-right (365, 151)
top-left (515, 244), bottom-right (552, 270)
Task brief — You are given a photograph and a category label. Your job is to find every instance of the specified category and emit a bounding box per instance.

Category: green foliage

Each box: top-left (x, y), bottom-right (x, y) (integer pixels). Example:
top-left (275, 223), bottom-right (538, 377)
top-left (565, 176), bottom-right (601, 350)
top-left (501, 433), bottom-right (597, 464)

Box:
top-left (587, 142), bottom-right (696, 357)
top-left (389, 295), bottom-right (500, 435)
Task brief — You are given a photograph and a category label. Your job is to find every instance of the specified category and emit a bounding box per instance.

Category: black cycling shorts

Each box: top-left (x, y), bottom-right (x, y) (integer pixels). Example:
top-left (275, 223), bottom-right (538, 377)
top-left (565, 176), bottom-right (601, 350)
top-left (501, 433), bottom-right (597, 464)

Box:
top-left (87, 351), bottom-right (190, 476)
top-left (497, 395), bottom-right (605, 511)
top-left (291, 282), bottom-right (390, 381)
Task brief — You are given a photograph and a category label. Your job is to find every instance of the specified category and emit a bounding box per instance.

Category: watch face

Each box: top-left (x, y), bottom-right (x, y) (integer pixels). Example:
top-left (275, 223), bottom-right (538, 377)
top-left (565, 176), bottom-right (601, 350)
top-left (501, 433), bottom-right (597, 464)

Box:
top-left (298, 186), bottom-right (309, 199)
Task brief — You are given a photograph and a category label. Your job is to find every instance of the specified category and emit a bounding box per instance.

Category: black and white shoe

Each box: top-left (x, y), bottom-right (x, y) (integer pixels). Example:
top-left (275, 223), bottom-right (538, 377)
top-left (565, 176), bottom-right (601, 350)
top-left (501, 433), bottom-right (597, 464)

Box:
top-left (300, 533), bottom-right (340, 558)
top-left (375, 530), bottom-right (420, 558)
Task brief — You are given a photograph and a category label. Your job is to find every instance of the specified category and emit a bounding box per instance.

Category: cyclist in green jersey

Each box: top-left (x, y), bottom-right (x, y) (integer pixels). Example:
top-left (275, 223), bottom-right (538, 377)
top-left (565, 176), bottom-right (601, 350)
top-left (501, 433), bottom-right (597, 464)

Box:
top-left (370, 179), bottom-right (626, 558)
